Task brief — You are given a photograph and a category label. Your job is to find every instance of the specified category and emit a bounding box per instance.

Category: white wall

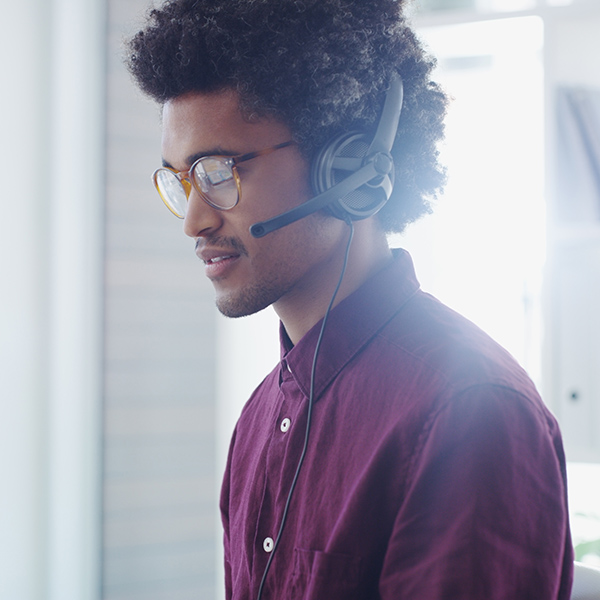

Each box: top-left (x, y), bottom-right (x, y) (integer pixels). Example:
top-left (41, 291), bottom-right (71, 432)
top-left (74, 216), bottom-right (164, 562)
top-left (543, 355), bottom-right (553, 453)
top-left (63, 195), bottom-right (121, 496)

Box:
top-left (1, 1), bottom-right (51, 595)
top-left (0, 0), bottom-right (105, 598)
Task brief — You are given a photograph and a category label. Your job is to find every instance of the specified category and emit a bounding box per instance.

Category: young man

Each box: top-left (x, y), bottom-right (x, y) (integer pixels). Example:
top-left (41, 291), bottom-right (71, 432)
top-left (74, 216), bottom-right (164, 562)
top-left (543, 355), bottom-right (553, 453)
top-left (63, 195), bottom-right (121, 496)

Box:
top-left (127, 1), bottom-right (574, 598)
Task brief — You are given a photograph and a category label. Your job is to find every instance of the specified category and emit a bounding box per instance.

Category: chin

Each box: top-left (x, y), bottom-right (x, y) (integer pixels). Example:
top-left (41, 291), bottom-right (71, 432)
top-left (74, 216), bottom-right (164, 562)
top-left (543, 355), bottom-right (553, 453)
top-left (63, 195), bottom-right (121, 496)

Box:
top-left (215, 287), bottom-right (280, 319)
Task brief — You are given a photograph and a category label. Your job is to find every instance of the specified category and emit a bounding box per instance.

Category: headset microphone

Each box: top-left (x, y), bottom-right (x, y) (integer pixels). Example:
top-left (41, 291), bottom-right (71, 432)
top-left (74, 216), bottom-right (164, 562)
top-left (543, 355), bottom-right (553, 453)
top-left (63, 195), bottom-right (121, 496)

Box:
top-left (249, 74), bottom-right (403, 238)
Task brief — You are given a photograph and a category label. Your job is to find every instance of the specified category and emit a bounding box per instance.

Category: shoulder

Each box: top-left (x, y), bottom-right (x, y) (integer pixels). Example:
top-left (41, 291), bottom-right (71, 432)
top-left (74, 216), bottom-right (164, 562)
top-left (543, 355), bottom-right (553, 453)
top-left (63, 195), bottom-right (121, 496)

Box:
top-left (375, 290), bottom-right (540, 401)
top-left (338, 288), bottom-right (562, 451)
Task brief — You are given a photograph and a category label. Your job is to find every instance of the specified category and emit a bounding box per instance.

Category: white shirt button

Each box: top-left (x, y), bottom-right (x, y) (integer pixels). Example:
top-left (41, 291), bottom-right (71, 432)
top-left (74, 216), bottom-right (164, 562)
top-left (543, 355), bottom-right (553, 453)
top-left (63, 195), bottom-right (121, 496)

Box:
top-left (280, 418), bottom-right (291, 433)
top-left (287, 362), bottom-right (292, 373)
top-left (263, 537), bottom-right (274, 553)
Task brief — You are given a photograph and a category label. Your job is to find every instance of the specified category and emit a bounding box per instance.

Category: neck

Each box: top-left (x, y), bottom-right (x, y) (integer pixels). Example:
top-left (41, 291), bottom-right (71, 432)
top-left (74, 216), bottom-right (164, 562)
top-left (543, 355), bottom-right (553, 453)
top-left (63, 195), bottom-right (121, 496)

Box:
top-left (274, 218), bottom-right (392, 345)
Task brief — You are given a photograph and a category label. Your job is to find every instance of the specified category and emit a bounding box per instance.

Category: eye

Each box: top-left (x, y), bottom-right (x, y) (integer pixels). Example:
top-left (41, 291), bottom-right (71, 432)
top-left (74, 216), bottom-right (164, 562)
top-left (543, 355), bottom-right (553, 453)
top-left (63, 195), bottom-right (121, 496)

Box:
top-left (194, 158), bottom-right (234, 188)
top-left (209, 167), bottom-right (233, 185)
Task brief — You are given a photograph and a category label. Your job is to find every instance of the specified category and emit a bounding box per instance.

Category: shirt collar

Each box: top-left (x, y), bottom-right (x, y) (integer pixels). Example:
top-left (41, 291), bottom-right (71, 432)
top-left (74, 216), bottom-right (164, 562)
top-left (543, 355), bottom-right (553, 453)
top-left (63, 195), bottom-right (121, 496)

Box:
top-left (279, 248), bottom-right (420, 400)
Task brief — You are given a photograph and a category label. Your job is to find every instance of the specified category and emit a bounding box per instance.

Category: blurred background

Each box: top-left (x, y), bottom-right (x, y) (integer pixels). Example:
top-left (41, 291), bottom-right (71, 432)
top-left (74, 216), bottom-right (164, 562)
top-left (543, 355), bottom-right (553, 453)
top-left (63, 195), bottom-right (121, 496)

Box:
top-left (1, 0), bottom-right (599, 598)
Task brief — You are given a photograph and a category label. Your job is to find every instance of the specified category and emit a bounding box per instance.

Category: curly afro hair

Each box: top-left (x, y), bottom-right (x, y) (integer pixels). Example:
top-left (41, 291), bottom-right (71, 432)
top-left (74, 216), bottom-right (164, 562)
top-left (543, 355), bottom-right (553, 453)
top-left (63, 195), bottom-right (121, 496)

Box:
top-left (126, 0), bottom-right (447, 233)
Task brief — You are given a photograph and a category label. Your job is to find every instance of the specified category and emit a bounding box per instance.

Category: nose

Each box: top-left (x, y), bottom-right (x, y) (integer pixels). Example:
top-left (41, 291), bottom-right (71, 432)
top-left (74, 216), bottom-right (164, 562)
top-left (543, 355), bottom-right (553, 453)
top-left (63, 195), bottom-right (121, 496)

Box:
top-left (183, 186), bottom-right (223, 238)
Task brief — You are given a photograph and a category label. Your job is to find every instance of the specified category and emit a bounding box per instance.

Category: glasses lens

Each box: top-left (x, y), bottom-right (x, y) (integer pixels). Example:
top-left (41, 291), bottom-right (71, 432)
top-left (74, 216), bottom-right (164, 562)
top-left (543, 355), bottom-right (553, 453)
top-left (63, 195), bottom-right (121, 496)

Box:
top-left (192, 157), bottom-right (238, 209)
top-left (154, 169), bottom-right (187, 218)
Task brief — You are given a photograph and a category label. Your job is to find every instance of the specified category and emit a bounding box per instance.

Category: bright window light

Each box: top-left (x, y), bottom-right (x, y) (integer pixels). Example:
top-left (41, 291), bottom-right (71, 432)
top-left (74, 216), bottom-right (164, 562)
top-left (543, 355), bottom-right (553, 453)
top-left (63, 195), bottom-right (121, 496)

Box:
top-left (485, 0), bottom-right (537, 11)
top-left (393, 16), bottom-right (545, 384)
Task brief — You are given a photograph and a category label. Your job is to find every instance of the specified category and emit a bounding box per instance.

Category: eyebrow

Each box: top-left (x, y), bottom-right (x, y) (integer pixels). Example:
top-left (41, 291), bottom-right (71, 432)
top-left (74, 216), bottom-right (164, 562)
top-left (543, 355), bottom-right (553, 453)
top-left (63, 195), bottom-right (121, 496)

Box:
top-left (161, 147), bottom-right (241, 170)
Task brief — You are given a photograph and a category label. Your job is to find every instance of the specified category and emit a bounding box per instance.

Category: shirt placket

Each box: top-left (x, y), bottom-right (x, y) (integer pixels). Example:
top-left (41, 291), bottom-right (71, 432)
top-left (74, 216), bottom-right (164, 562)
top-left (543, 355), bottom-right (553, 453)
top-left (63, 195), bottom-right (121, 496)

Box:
top-left (254, 357), bottom-right (306, 577)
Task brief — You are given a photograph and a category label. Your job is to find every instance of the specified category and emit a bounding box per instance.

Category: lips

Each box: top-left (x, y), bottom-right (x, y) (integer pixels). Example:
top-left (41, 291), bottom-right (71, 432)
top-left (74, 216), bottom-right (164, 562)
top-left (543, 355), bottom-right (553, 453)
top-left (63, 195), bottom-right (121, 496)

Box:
top-left (203, 254), bottom-right (237, 265)
top-left (197, 246), bottom-right (241, 264)
top-left (195, 242), bottom-right (245, 280)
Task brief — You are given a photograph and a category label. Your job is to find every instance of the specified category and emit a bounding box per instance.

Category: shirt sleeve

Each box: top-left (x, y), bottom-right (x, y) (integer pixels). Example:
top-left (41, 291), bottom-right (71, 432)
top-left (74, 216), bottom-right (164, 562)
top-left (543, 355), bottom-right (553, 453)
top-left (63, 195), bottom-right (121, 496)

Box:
top-left (379, 384), bottom-right (573, 600)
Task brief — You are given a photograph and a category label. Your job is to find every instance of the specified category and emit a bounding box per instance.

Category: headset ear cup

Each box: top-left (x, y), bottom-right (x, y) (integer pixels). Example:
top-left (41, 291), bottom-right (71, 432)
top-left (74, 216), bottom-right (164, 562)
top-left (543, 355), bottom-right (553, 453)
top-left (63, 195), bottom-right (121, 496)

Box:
top-left (311, 131), bottom-right (393, 221)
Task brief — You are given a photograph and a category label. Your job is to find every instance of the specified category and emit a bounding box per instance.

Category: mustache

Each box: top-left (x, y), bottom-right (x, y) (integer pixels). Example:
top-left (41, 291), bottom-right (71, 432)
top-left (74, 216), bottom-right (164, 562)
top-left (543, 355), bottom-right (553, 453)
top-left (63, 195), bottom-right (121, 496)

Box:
top-left (195, 235), bottom-right (249, 257)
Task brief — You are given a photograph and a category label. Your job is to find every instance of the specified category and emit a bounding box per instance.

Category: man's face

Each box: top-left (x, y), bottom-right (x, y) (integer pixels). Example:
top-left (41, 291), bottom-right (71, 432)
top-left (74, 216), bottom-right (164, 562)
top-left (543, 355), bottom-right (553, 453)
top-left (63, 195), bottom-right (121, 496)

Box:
top-left (161, 89), bottom-right (347, 318)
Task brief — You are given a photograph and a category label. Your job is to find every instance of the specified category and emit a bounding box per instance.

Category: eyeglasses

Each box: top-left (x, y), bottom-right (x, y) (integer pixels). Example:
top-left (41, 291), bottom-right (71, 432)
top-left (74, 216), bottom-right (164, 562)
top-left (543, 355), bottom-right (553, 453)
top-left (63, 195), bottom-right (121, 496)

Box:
top-left (152, 140), bottom-right (295, 218)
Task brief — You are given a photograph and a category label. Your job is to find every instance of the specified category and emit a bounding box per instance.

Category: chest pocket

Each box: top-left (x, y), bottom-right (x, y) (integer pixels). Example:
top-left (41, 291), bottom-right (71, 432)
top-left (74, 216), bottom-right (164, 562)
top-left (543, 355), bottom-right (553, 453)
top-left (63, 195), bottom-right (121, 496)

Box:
top-left (290, 548), bottom-right (365, 599)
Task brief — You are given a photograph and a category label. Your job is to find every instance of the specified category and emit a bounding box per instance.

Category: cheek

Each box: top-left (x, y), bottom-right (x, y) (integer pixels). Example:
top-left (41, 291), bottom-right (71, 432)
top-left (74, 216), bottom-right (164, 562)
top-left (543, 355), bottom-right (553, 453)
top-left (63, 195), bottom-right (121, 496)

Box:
top-left (248, 151), bottom-right (313, 215)
top-left (270, 159), bottom-right (312, 202)
top-left (258, 212), bottom-right (346, 272)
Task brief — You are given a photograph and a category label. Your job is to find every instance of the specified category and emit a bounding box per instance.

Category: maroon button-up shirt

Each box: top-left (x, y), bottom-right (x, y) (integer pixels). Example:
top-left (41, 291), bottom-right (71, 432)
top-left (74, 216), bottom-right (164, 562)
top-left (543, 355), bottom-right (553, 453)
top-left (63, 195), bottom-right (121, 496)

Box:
top-left (220, 249), bottom-right (573, 599)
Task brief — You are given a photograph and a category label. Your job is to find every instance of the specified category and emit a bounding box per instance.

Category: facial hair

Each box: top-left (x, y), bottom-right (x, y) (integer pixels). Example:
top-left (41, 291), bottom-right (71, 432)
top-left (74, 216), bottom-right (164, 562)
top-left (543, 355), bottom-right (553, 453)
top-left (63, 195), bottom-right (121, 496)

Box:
top-left (197, 234), bottom-right (291, 318)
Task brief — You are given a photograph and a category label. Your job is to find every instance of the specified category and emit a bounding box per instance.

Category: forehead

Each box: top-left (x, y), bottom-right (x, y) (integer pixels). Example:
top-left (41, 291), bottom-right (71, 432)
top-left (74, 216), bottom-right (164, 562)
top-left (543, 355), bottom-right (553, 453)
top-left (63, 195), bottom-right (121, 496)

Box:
top-left (161, 89), bottom-right (293, 168)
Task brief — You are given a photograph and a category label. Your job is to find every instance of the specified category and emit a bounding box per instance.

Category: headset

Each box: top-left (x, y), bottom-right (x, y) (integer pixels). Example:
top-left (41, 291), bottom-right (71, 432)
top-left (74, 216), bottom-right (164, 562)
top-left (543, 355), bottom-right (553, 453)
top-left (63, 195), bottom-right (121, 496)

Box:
top-left (253, 74), bottom-right (404, 600)
top-left (249, 73), bottom-right (403, 238)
